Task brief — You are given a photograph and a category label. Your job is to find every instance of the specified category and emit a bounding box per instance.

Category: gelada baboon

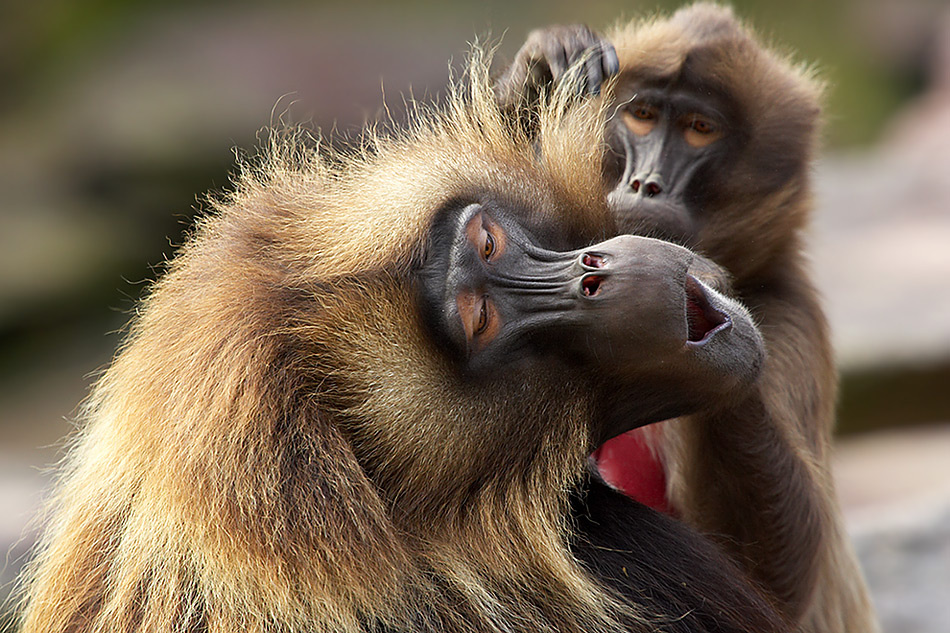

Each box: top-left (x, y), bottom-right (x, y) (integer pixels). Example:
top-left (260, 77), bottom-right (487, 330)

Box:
top-left (496, 3), bottom-right (878, 632)
top-left (18, 53), bottom-right (785, 633)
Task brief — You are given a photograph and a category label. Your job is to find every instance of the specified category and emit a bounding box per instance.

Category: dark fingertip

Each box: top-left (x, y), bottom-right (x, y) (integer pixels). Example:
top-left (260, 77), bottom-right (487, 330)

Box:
top-left (548, 44), bottom-right (569, 80)
top-left (588, 64), bottom-right (603, 96)
top-left (566, 36), bottom-right (587, 65)
top-left (604, 43), bottom-right (620, 77)
top-left (575, 67), bottom-right (588, 97)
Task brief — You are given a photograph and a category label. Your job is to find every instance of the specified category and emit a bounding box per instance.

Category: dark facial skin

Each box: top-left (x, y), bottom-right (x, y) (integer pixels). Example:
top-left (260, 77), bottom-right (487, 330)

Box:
top-left (419, 200), bottom-right (763, 447)
top-left (604, 80), bottom-right (737, 244)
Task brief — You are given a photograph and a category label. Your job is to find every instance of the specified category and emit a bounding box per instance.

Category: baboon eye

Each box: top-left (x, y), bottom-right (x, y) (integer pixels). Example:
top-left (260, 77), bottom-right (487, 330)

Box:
top-left (456, 291), bottom-right (497, 347)
top-left (474, 298), bottom-right (489, 335)
top-left (687, 115), bottom-right (716, 134)
top-left (683, 114), bottom-right (723, 148)
top-left (632, 105), bottom-right (656, 120)
top-left (483, 232), bottom-right (496, 261)
top-left (465, 211), bottom-right (506, 262)
top-left (622, 105), bottom-right (658, 136)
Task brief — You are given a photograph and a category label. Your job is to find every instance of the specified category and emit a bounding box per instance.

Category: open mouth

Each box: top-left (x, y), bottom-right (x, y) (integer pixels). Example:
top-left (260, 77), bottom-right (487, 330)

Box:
top-left (684, 275), bottom-right (730, 346)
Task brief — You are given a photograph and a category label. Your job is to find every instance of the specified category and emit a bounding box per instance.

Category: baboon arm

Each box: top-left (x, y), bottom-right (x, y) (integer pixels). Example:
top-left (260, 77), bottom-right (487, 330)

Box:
top-left (668, 276), bottom-right (835, 624)
top-left (572, 480), bottom-right (789, 633)
top-left (673, 395), bottom-right (826, 621)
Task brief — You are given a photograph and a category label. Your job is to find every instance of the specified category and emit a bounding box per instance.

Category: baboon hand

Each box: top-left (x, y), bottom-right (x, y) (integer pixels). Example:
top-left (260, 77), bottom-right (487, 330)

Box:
top-left (497, 25), bottom-right (619, 105)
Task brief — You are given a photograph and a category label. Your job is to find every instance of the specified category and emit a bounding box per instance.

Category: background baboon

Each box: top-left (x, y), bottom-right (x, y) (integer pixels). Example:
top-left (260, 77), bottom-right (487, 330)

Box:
top-left (496, 3), bottom-right (879, 632)
top-left (17, 56), bottom-right (786, 632)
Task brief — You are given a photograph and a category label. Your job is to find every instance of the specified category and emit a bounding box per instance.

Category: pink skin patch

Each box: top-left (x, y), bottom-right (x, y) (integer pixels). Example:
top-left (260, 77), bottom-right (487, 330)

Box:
top-left (591, 429), bottom-right (672, 514)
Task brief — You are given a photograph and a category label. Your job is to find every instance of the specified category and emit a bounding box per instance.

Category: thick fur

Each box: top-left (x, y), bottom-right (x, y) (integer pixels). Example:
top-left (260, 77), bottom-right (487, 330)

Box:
top-left (494, 3), bottom-right (878, 631)
top-left (17, 52), bottom-right (785, 633)
top-left (606, 5), bottom-right (877, 632)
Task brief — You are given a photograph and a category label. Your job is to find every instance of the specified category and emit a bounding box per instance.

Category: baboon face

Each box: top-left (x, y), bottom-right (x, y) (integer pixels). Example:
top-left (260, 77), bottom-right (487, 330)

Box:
top-left (417, 196), bottom-right (764, 446)
top-left (493, 10), bottom-right (819, 261)
top-left (601, 20), bottom-right (819, 256)
top-left (604, 70), bottom-right (741, 244)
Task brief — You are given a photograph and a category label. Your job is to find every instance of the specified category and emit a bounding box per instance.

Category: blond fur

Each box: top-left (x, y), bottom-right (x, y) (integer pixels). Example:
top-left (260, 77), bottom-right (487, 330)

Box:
top-left (14, 50), bottom-right (667, 633)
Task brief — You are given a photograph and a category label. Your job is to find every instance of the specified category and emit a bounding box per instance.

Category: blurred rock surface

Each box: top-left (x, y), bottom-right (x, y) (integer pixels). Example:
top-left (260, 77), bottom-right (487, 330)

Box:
top-left (817, 13), bottom-right (950, 630)
top-left (836, 425), bottom-right (950, 633)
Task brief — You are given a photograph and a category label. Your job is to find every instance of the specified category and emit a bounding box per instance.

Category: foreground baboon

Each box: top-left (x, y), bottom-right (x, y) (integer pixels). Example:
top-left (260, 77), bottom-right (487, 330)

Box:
top-left (18, 55), bottom-right (785, 632)
top-left (496, 4), bottom-right (878, 632)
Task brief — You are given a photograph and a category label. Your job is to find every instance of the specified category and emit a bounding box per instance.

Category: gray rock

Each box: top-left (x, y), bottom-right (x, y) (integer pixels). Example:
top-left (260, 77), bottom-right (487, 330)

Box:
top-left (853, 503), bottom-right (950, 633)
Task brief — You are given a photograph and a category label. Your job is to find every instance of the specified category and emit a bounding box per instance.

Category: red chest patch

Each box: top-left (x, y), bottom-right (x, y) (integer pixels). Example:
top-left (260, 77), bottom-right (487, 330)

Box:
top-left (591, 428), bottom-right (672, 514)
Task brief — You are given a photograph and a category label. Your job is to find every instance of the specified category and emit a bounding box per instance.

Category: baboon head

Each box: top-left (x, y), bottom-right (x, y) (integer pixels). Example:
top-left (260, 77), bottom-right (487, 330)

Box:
top-left (603, 3), bottom-right (823, 278)
top-left (18, 52), bottom-right (767, 633)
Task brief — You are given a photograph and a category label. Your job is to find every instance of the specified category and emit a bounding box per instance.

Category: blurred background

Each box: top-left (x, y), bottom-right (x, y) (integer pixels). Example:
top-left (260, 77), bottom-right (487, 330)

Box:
top-left (1, 0), bottom-right (949, 631)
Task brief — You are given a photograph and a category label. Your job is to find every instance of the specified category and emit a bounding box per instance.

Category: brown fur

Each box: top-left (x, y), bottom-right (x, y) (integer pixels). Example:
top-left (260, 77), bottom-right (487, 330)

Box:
top-left (16, 51), bottom-right (783, 633)
top-left (494, 3), bottom-right (878, 631)
top-left (604, 5), bottom-right (876, 631)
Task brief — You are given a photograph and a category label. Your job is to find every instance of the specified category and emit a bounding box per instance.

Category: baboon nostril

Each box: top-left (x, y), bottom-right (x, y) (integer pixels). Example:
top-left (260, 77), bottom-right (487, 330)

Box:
top-left (646, 182), bottom-right (662, 196)
top-left (582, 253), bottom-right (604, 268)
top-left (582, 275), bottom-right (604, 297)
top-left (631, 179), bottom-right (641, 193)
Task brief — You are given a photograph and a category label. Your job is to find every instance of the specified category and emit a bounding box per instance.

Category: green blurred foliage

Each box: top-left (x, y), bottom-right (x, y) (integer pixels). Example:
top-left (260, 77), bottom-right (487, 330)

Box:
top-left (2, 0), bottom-right (928, 147)
top-left (0, 0), bottom-right (927, 145)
